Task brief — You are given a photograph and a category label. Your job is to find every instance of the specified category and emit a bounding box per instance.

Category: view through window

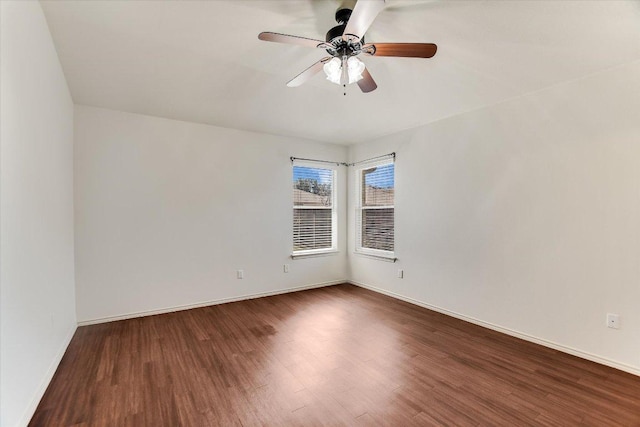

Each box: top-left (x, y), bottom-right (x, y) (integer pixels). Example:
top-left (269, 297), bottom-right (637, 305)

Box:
top-left (357, 160), bottom-right (394, 255)
top-left (292, 164), bottom-right (336, 254)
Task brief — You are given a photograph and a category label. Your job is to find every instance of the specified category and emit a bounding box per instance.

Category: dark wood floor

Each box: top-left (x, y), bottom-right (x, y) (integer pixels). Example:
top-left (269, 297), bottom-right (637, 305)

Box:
top-left (31, 284), bottom-right (640, 426)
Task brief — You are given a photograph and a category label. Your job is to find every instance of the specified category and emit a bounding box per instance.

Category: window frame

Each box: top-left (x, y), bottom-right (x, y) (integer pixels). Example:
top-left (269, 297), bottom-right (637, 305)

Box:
top-left (292, 161), bottom-right (338, 258)
top-left (355, 158), bottom-right (395, 260)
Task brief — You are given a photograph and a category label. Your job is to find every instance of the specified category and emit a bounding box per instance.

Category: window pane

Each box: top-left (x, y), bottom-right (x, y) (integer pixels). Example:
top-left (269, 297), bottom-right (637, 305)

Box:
top-left (292, 164), bottom-right (335, 253)
top-left (293, 209), bottom-right (332, 251)
top-left (362, 164), bottom-right (394, 207)
top-left (357, 160), bottom-right (394, 254)
top-left (361, 208), bottom-right (394, 251)
top-left (293, 166), bottom-right (333, 207)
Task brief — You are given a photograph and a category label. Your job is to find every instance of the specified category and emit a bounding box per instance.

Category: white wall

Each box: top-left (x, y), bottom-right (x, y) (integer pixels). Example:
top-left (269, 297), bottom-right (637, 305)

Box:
top-left (0, 2), bottom-right (77, 426)
top-left (74, 105), bottom-right (348, 323)
top-left (348, 60), bottom-right (640, 374)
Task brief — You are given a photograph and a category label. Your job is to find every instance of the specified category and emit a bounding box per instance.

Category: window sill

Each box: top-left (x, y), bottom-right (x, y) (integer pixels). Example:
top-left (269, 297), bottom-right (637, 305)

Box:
top-left (291, 250), bottom-right (339, 260)
top-left (354, 251), bottom-right (397, 263)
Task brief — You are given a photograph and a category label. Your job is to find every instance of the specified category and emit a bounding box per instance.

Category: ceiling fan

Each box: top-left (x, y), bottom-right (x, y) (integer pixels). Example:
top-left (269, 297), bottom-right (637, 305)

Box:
top-left (258, 0), bottom-right (437, 93)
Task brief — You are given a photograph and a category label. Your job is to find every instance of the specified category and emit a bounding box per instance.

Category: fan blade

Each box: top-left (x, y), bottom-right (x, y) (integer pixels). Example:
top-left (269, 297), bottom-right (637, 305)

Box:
top-left (342, 0), bottom-right (386, 41)
top-left (364, 43), bottom-right (437, 58)
top-left (258, 32), bottom-right (326, 48)
top-left (287, 57), bottom-right (331, 87)
top-left (357, 67), bottom-right (377, 93)
top-left (385, 0), bottom-right (439, 13)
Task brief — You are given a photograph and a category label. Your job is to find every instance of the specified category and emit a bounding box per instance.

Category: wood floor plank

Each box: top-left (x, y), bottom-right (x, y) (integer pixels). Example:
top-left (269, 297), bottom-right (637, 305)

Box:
top-left (30, 284), bottom-right (640, 426)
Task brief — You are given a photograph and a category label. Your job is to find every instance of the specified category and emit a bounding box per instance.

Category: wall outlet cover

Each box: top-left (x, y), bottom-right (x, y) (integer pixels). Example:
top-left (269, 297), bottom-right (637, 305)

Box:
top-left (607, 313), bottom-right (620, 329)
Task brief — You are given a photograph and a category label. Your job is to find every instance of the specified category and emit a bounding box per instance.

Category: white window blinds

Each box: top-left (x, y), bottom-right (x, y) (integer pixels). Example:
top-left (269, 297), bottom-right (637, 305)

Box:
top-left (356, 160), bottom-right (394, 256)
top-left (293, 164), bottom-right (337, 254)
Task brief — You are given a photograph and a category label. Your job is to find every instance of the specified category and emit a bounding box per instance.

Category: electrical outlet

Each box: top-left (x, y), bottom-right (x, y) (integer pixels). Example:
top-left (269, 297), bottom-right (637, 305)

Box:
top-left (397, 269), bottom-right (404, 279)
top-left (237, 270), bottom-right (244, 279)
top-left (284, 264), bottom-right (290, 273)
top-left (607, 313), bottom-right (620, 329)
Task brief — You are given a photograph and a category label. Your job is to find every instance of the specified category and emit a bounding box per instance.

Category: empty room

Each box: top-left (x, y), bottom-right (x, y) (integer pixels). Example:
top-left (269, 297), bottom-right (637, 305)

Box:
top-left (2, 0), bottom-right (640, 425)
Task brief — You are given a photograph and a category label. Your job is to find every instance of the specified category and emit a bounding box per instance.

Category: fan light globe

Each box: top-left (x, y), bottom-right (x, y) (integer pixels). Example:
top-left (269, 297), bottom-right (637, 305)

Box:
top-left (323, 57), bottom-right (365, 85)
top-left (323, 58), bottom-right (342, 84)
top-left (348, 57), bottom-right (365, 83)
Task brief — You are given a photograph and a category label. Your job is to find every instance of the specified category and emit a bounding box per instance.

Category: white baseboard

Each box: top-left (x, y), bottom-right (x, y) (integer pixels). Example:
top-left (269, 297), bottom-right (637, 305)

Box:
top-left (349, 280), bottom-right (640, 377)
top-left (18, 323), bottom-right (77, 427)
top-left (77, 280), bottom-right (346, 326)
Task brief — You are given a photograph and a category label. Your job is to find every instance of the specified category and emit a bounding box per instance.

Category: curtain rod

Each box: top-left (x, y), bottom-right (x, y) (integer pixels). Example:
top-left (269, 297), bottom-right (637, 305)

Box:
top-left (346, 152), bottom-right (395, 167)
top-left (290, 156), bottom-right (348, 166)
top-left (290, 152), bottom-right (395, 167)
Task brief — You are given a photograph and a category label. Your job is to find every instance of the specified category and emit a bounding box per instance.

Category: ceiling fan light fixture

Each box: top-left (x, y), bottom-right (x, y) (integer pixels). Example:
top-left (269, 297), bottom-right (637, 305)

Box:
top-left (323, 57), bottom-right (342, 84)
top-left (347, 56), bottom-right (365, 83)
top-left (258, 0), bottom-right (437, 93)
top-left (323, 57), bottom-right (365, 85)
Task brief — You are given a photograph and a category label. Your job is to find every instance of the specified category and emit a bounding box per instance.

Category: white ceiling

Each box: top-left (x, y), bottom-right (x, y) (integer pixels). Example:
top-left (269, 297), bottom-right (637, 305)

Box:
top-left (41, 0), bottom-right (640, 144)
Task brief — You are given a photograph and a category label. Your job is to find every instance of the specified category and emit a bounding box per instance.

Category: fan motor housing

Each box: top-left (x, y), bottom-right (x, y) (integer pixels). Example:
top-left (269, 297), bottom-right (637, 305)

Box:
top-left (335, 7), bottom-right (352, 25)
top-left (325, 7), bottom-right (364, 45)
top-left (325, 23), bottom-right (346, 43)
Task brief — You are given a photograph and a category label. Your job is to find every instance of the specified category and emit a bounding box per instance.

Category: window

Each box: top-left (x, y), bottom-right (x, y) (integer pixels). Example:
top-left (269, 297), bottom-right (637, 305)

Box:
top-left (292, 163), bottom-right (337, 255)
top-left (356, 159), bottom-right (394, 258)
